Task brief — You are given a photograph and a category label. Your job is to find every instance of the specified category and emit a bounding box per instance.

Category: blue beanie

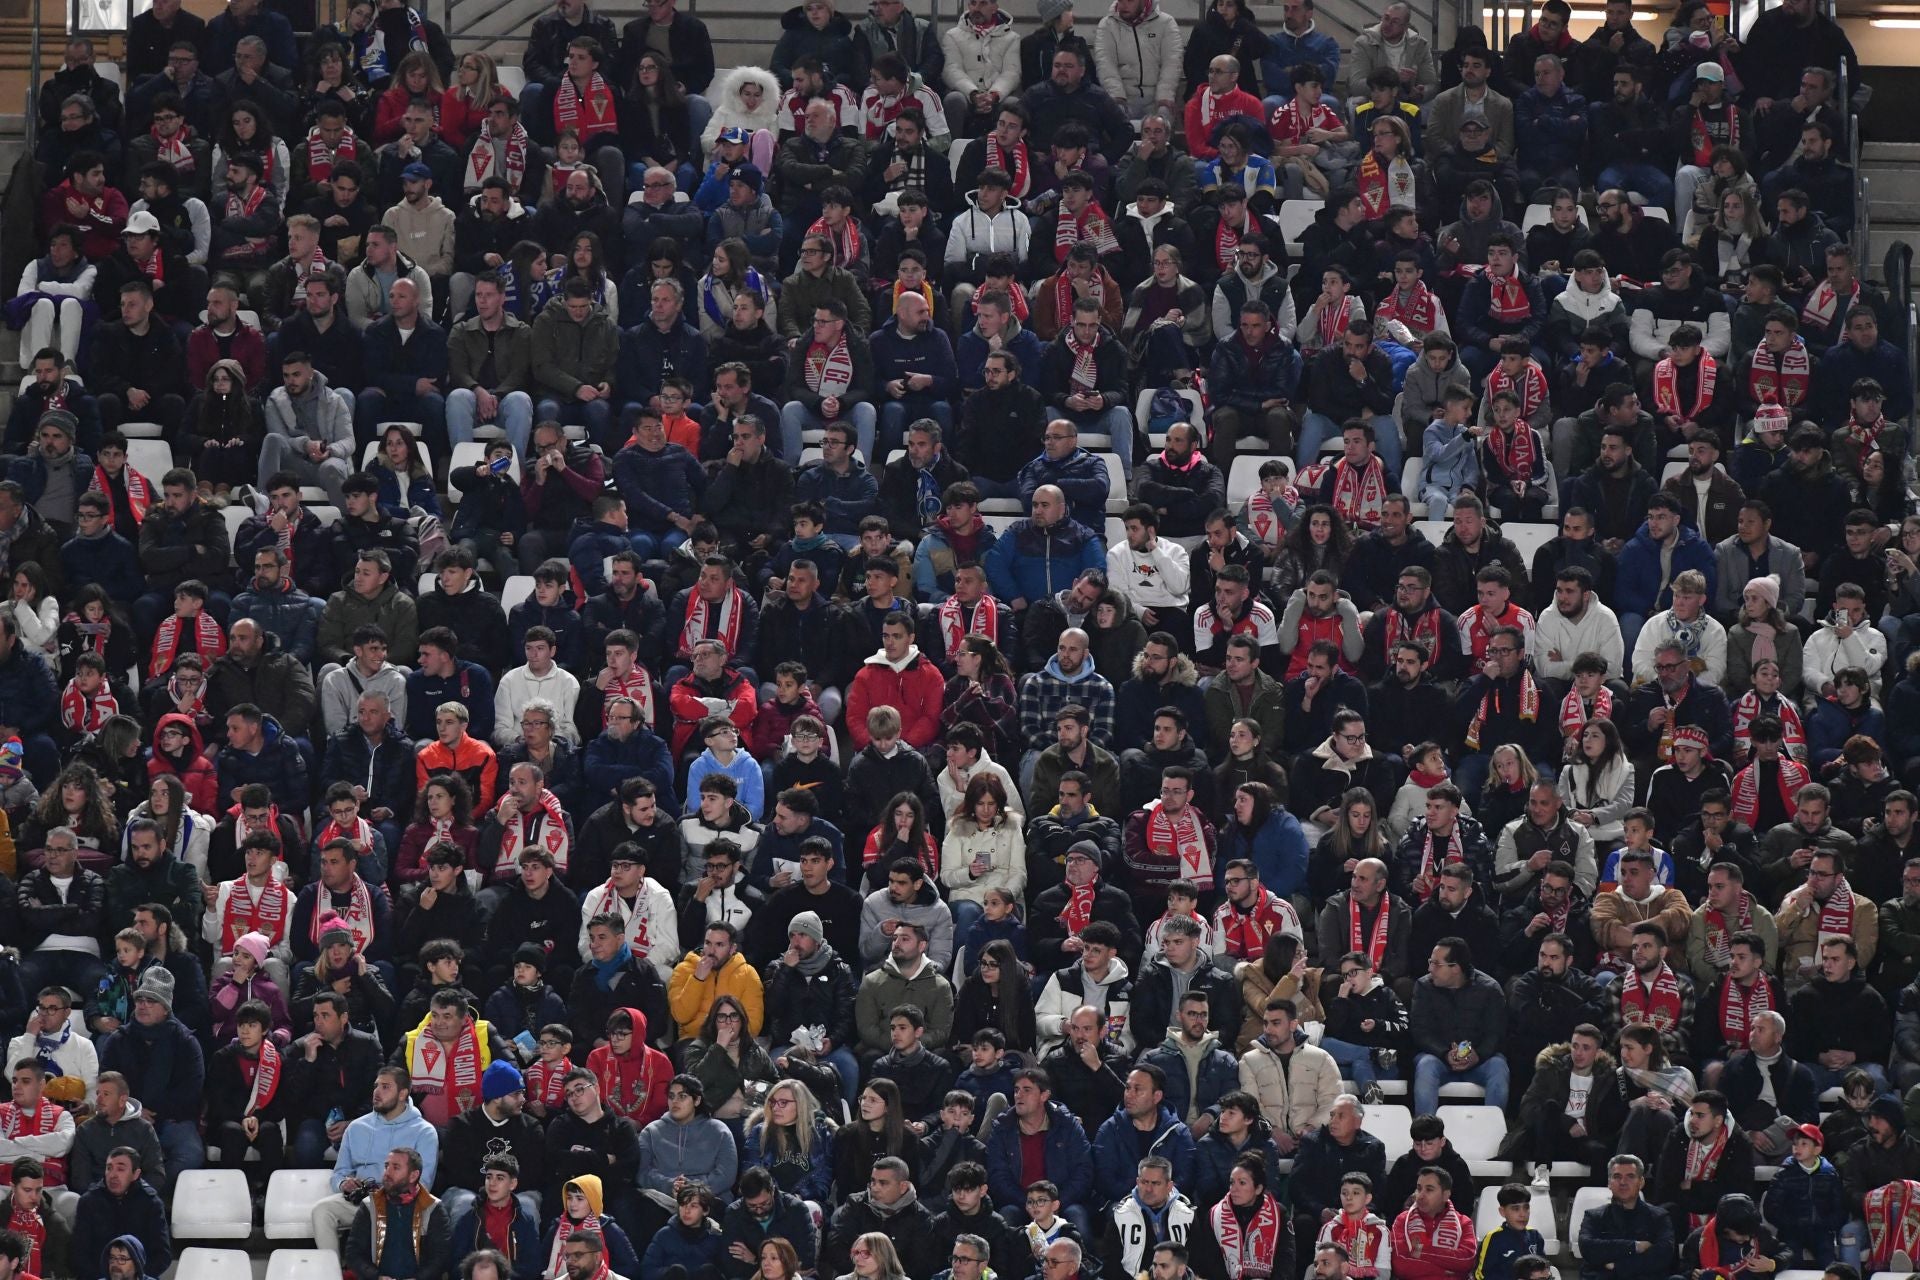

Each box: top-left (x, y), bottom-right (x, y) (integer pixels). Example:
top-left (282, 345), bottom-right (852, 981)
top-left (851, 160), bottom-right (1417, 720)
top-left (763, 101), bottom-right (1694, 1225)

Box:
top-left (482, 1061), bottom-right (525, 1102)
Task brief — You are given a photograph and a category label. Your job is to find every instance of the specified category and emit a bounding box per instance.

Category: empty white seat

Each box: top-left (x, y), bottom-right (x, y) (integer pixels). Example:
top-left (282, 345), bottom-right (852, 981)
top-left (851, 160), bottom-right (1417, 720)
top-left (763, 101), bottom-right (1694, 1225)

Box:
top-left (1778, 1272), bottom-right (1831, 1280)
top-left (1402, 456), bottom-right (1426, 516)
top-left (978, 497), bottom-right (1024, 514)
top-left (1099, 452), bottom-right (1129, 512)
top-left (1227, 456), bottom-right (1265, 508)
top-left (265, 1168), bottom-right (332, 1240)
top-left (1754, 1162), bottom-right (1781, 1182)
top-left (1567, 1185), bottom-right (1612, 1255)
top-left (1134, 387), bottom-right (1207, 443)
top-left (501, 575), bottom-right (535, 613)
top-left (497, 65), bottom-right (527, 96)
top-left (171, 1169), bottom-right (254, 1238)
top-left (268, 1250), bottom-right (344, 1280)
top-left (1277, 199), bottom-right (1318, 253)
top-left (221, 504), bottom-right (252, 547)
top-left (299, 486), bottom-right (329, 504)
top-left (1361, 1103), bottom-right (1413, 1163)
top-left (307, 504), bottom-right (340, 528)
top-left (1437, 1104), bottom-right (1513, 1178)
top-left (378, 420), bottom-right (425, 437)
top-left (982, 514), bottom-right (1020, 535)
top-left (1546, 1160), bottom-right (1591, 1180)
top-left (1415, 518), bottom-right (1451, 546)
top-left (127, 439), bottom-right (173, 480)
top-left (1478, 1185), bottom-right (1559, 1247)
top-left (93, 60), bottom-right (123, 88)
top-left (175, 1248), bottom-right (253, 1280)
top-left (1105, 517), bottom-right (1126, 547)
top-left (419, 571), bottom-right (437, 595)
top-left (1502, 522), bottom-right (1556, 569)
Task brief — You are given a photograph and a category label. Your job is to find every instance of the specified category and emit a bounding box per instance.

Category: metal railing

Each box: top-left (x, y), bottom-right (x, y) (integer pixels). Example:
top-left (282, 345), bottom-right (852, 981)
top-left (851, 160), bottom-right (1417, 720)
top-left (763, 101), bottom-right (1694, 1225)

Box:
top-left (1888, 241), bottom-right (1915, 434)
top-left (24, 0), bottom-right (42, 159)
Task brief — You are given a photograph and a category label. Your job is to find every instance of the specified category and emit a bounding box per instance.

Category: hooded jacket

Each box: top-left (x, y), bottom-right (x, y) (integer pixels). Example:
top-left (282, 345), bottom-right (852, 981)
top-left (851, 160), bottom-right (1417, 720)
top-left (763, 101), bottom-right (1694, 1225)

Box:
top-left (1138, 1027), bottom-right (1240, 1128)
top-left (1093, 0), bottom-right (1186, 113)
top-left (944, 191), bottom-right (1033, 278)
top-left (855, 953), bottom-right (955, 1053)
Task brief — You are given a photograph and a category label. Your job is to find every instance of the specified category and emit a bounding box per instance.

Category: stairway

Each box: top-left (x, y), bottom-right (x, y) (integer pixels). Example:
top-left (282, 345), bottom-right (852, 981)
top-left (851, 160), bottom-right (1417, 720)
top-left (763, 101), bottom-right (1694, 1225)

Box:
top-left (1862, 139), bottom-right (1920, 284)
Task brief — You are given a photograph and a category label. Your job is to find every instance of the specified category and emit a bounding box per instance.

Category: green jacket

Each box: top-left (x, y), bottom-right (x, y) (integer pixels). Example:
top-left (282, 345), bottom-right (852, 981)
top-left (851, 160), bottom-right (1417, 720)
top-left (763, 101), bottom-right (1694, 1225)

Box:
top-left (776, 263), bottom-right (872, 339)
top-left (1203, 667), bottom-right (1287, 759)
top-left (447, 312), bottom-right (534, 395)
top-left (529, 294), bottom-right (619, 397)
top-left (853, 954), bottom-right (954, 1054)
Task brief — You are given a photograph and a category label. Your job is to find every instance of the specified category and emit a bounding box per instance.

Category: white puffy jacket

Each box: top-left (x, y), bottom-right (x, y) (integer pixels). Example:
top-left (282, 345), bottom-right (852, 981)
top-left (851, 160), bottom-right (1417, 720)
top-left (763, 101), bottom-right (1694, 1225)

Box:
top-left (1093, 4), bottom-right (1186, 114)
top-left (941, 11), bottom-right (1022, 100)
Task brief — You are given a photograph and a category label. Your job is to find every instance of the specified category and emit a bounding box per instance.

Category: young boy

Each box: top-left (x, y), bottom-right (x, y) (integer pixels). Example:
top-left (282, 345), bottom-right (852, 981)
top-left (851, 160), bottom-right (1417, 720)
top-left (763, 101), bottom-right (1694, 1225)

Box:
top-left (835, 516), bottom-right (911, 604)
top-left (1599, 808), bottom-right (1674, 889)
top-left (1020, 1180), bottom-right (1083, 1264)
top-left (1242, 458), bottom-right (1301, 553)
top-left (1421, 384), bottom-right (1482, 515)
top-left (1557, 652), bottom-right (1623, 758)
top-left (148, 579), bottom-right (227, 678)
top-left (1832, 378), bottom-right (1903, 480)
top-left (524, 1021), bottom-right (575, 1120)
top-left (658, 377), bottom-right (702, 454)
top-left (88, 928), bottom-right (157, 1035)
top-left (768, 714), bottom-right (846, 831)
top-left (765, 501), bottom-right (847, 594)
top-left (955, 1029), bottom-right (1016, 1119)
top-left (448, 438), bottom-right (527, 584)
top-left (920, 1095), bottom-right (989, 1209)
top-left (1478, 390), bottom-right (1548, 522)
top-left (1763, 1123), bottom-right (1845, 1266)
top-left (1730, 714), bottom-right (1811, 830)
top-left (749, 661), bottom-right (824, 764)
top-left (1545, 250), bottom-right (1628, 361)
top-left (1731, 263), bottom-right (1784, 367)
top-left (1144, 880), bottom-right (1217, 963)
top-left (87, 431), bottom-right (157, 539)
top-left (684, 716), bottom-right (765, 817)
top-left (1473, 1184), bottom-right (1547, 1280)
top-left (58, 651), bottom-right (127, 747)
top-left (1482, 338), bottom-right (1552, 435)
top-left (1268, 64), bottom-right (1350, 196)
top-left (1377, 251), bottom-right (1449, 343)
top-left (1319, 1172), bottom-right (1391, 1279)
top-left (315, 780), bottom-right (390, 886)
top-left (1300, 266), bottom-right (1368, 357)
top-left (507, 558), bottom-right (584, 668)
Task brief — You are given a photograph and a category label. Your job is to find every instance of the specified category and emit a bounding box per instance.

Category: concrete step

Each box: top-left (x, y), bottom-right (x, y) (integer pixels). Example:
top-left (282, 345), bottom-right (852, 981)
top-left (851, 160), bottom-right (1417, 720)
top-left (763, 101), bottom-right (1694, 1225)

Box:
top-left (1867, 221), bottom-right (1920, 281)
top-left (1863, 140), bottom-right (1920, 163)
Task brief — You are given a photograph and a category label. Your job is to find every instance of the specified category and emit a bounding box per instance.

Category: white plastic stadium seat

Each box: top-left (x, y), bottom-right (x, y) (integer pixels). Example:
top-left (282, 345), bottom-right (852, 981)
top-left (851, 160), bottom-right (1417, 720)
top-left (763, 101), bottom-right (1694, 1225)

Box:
top-left (265, 1169), bottom-right (331, 1240)
top-left (221, 504), bottom-right (251, 548)
top-left (267, 1250), bottom-right (344, 1280)
top-left (1401, 456), bottom-right (1426, 515)
top-left (174, 1249), bottom-right (252, 1280)
top-left (126, 439), bottom-right (173, 480)
top-left (419, 571), bottom-right (437, 595)
top-left (1415, 519), bottom-right (1450, 546)
top-left (496, 66), bottom-right (527, 96)
top-left (1436, 1081), bottom-right (1487, 1101)
top-left (171, 1169), bottom-right (254, 1238)
top-left (1105, 517), bottom-right (1126, 547)
top-left (1567, 1185), bottom-right (1612, 1255)
top-left (1360, 1103), bottom-right (1413, 1162)
top-left (1134, 387), bottom-right (1207, 447)
top-left (501, 575), bottom-right (535, 613)
top-left (360, 438), bottom-right (434, 476)
top-left (1502, 521), bottom-right (1556, 570)
top-left (1777, 1272), bottom-right (1830, 1280)
top-left (1277, 199), bottom-right (1318, 255)
top-left (1437, 1104), bottom-right (1513, 1178)
top-left (93, 60), bottom-right (122, 89)
top-left (300, 486), bottom-right (329, 503)
top-left (1478, 1185), bottom-right (1559, 1247)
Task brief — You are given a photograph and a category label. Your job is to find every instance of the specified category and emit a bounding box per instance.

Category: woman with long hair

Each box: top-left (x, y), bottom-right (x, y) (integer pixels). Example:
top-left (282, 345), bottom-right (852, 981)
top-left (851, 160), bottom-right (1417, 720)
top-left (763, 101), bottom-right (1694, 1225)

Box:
top-left (557, 230), bottom-right (618, 323)
top-left (941, 772), bottom-right (1025, 939)
top-left (288, 925), bottom-right (396, 1038)
top-left (366, 423), bottom-right (438, 518)
top-left (299, 40), bottom-right (368, 132)
top-left (742, 1079), bottom-right (837, 1206)
top-left (683, 993), bottom-right (778, 1119)
top-left (832, 1081), bottom-right (919, 1194)
top-left (1851, 447), bottom-right (1911, 525)
top-left (1725, 575), bottom-right (1803, 696)
top-left (696, 238), bottom-right (775, 341)
top-left (753, 1240), bottom-right (804, 1280)
top-left (372, 50), bottom-right (446, 143)
top-left (1587, 1022), bottom-right (1695, 1162)
top-left (183, 358), bottom-right (262, 495)
top-left (211, 100), bottom-right (290, 207)
top-left (939, 636), bottom-right (1021, 765)
top-left (622, 49), bottom-right (696, 191)
top-left (1478, 743), bottom-right (1540, 839)
top-left (394, 773), bottom-right (477, 883)
top-left (861, 792), bottom-right (939, 891)
top-left (950, 936), bottom-right (1037, 1057)
top-left (1693, 185), bottom-right (1773, 290)
top-left (122, 773), bottom-right (211, 878)
top-left (1559, 718), bottom-right (1634, 847)
top-left (1270, 504), bottom-right (1353, 602)
top-left (440, 51), bottom-right (502, 149)
top-left (68, 716), bottom-right (147, 826)
top-left (1356, 114), bottom-right (1426, 225)
top-left (501, 239), bottom-right (557, 321)
top-left (1220, 781), bottom-right (1307, 900)
top-left (1309, 788), bottom-right (1386, 900)
top-left (58, 584), bottom-right (135, 685)
top-left (1212, 718), bottom-right (1289, 827)
top-left (836, 1233), bottom-right (906, 1280)
top-left (1191, 1153), bottom-right (1290, 1280)
top-left (6, 562), bottom-right (58, 658)
top-left (1235, 932), bottom-right (1323, 1054)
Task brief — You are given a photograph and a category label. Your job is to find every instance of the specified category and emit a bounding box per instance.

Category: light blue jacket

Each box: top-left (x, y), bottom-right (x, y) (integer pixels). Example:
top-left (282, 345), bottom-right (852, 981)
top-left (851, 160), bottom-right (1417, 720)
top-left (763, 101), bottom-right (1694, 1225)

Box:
top-left (1421, 419), bottom-right (1481, 504)
top-left (684, 746), bottom-right (765, 818)
top-left (330, 1098), bottom-right (440, 1191)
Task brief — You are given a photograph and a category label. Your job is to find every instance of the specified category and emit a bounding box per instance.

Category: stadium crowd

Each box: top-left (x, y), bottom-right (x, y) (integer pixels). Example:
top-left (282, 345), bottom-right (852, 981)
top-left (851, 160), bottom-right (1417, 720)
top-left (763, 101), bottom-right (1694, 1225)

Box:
top-left (0, 0), bottom-right (1916, 1278)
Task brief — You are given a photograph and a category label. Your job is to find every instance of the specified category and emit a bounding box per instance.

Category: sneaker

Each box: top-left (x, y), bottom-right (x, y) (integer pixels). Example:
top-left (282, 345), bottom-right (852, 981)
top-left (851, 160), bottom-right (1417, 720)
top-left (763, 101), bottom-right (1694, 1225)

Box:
top-left (1893, 1252), bottom-right (1911, 1272)
top-left (1361, 1083), bottom-right (1384, 1106)
top-left (1531, 1164), bottom-right (1551, 1190)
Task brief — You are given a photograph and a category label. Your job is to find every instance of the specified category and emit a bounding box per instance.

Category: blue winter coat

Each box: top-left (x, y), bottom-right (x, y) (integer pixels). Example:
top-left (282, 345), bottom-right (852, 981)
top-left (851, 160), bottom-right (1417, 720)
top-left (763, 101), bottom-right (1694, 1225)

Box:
top-left (1090, 1104), bottom-right (1198, 1205)
top-left (1614, 521), bottom-right (1717, 617)
top-left (956, 323), bottom-right (1045, 394)
top-left (363, 315), bottom-right (450, 397)
top-left (612, 441), bottom-right (706, 534)
top-left (1760, 1154), bottom-right (1847, 1238)
top-left (507, 599), bottom-right (584, 670)
top-left (0, 635), bottom-right (57, 736)
top-left (792, 459), bottom-right (880, 536)
top-left (982, 517), bottom-right (1105, 606)
top-left (985, 1100), bottom-right (1093, 1211)
top-left (1221, 809), bottom-right (1310, 901)
top-left (1136, 1036), bottom-right (1241, 1134)
top-left (870, 320), bottom-right (961, 402)
top-left (231, 580), bottom-right (324, 664)
top-left (1515, 86), bottom-right (1588, 176)
top-left (60, 529), bottom-right (144, 603)
top-left (1807, 700), bottom-right (1888, 772)
top-left (73, 1201), bottom-right (169, 1280)
top-left (641, 1218), bottom-right (727, 1280)
top-left (1260, 28), bottom-right (1340, 101)
top-left (618, 319), bottom-right (710, 404)
top-left (584, 728), bottom-right (676, 809)
top-left (214, 712), bottom-right (308, 805)
top-left (1016, 448), bottom-right (1111, 535)
top-left (569, 519), bottom-right (639, 596)
top-left (481, 981), bottom-right (569, 1050)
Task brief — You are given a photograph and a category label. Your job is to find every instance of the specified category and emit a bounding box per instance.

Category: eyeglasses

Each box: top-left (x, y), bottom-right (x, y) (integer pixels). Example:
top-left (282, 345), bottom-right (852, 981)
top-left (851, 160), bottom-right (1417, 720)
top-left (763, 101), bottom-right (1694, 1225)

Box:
top-left (1223, 876), bottom-right (1249, 887)
top-left (537, 1038), bottom-right (565, 1047)
top-left (1654, 660), bottom-right (1686, 672)
top-left (952, 1257), bottom-right (985, 1265)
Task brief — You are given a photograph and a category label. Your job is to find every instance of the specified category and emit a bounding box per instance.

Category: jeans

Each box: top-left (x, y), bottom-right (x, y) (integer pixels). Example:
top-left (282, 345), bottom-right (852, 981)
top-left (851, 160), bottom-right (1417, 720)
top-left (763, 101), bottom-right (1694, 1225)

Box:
top-left (951, 898), bottom-right (985, 944)
top-left (540, 396), bottom-right (617, 452)
top-left (1320, 1034), bottom-right (1378, 1089)
top-left (1412, 1052), bottom-right (1510, 1116)
top-left (1618, 611), bottom-right (1648, 660)
top-left (1597, 163), bottom-right (1675, 211)
top-left (630, 529), bottom-right (689, 561)
top-left (1811, 1062), bottom-right (1890, 1095)
top-left (289, 1116), bottom-right (333, 1169)
top-left (1044, 404), bottom-right (1135, 471)
top-left (355, 387), bottom-right (448, 454)
top-left (447, 388), bottom-right (534, 456)
top-left (1297, 412), bottom-right (1405, 479)
top-left (156, 1118), bottom-right (205, 1192)
top-left (779, 401), bottom-right (877, 463)
top-left (1841, 1219), bottom-right (1866, 1267)
top-left (775, 1042), bottom-right (860, 1105)
top-left (877, 398), bottom-right (954, 461)
top-left (1778, 1228), bottom-right (1839, 1268)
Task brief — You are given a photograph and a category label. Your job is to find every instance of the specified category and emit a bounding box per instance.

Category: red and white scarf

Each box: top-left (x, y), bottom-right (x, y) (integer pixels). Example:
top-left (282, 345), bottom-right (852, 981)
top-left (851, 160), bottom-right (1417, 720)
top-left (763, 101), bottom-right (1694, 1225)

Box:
top-left (1484, 420), bottom-right (1539, 487)
top-left (1053, 270), bottom-right (1106, 336)
top-left (1817, 875), bottom-right (1858, 938)
top-left (1620, 962), bottom-right (1684, 1030)
top-left (681, 585), bottom-right (747, 659)
top-left (1245, 486), bottom-right (1295, 550)
top-left (242, 1039), bottom-right (283, 1116)
top-left (411, 1018), bottom-right (485, 1112)
top-left (1487, 359), bottom-right (1549, 420)
top-left (1323, 1213), bottom-right (1385, 1280)
top-left (1412, 822), bottom-right (1466, 902)
top-left (1558, 684), bottom-right (1614, 737)
top-left (553, 71), bottom-right (617, 140)
top-left (1213, 215), bottom-right (1244, 273)
top-left (1144, 798), bottom-right (1213, 889)
top-left (983, 134), bottom-right (1029, 197)
top-left (152, 123), bottom-right (196, 175)
top-left (1716, 974), bottom-right (1772, 1049)
top-left (1747, 338), bottom-right (1812, 410)
top-left (602, 667), bottom-right (655, 729)
top-left (1652, 353), bottom-right (1718, 421)
top-left (310, 875), bottom-right (377, 953)
top-left (493, 788), bottom-right (570, 877)
top-left (1052, 200), bottom-right (1119, 265)
top-left (1865, 1180), bottom-right (1920, 1269)
top-left (469, 121), bottom-right (531, 189)
top-left (807, 214), bottom-right (864, 272)
top-left (138, 244), bottom-right (167, 285)
top-left (546, 1211), bottom-right (607, 1280)
top-left (0, 1101), bottom-right (66, 1186)
top-left (1057, 876), bottom-right (1099, 934)
top-left (1732, 691), bottom-right (1805, 759)
top-left (1801, 277), bottom-right (1860, 332)
top-left (90, 464), bottom-right (154, 523)
top-left (801, 336), bottom-right (855, 397)
top-left (1486, 271), bottom-right (1532, 324)
top-left (1700, 891), bottom-right (1756, 970)
top-left (8, 1199), bottom-right (46, 1269)
top-left (149, 610), bottom-right (226, 676)
top-left (1210, 1193), bottom-right (1286, 1280)
top-left (583, 879), bottom-right (653, 959)
top-left (1328, 455), bottom-right (1388, 527)
top-left (221, 876), bottom-right (291, 951)
top-left (1378, 281), bottom-right (1440, 334)
top-left (1355, 150), bottom-right (1415, 219)
top-left (1315, 293), bottom-right (1362, 350)
top-left (222, 183), bottom-right (274, 257)
top-left (318, 814), bottom-right (377, 861)
top-left (1382, 606), bottom-right (1444, 668)
top-left (304, 124), bottom-right (358, 183)
top-left (1730, 756), bottom-right (1809, 828)
top-left (59, 679), bottom-right (118, 734)
top-left (525, 1054), bottom-right (573, 1111)
top-left (939, 595), bottom-right (1000, 656)
top-left (1682, 1125), bottom-right (1731, 1226)
top-left (1464, 669), bottom-right (1539, 751)
top-left (1349, 895), bottom-right (1390, 968)
top-left (1065, 326), bottom-right (1103, 393)
top-left (1688, 102), bottom-right (1740, 166)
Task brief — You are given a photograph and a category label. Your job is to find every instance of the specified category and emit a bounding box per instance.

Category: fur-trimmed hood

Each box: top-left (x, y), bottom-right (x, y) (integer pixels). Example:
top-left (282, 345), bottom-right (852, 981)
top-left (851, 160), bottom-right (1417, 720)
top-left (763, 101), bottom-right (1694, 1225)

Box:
top-left (1535, 1041), bottom-right (1616, 1072)
top-left (702, 66), bottom-right (782, 149)
top-left (1131, 648), bottom-right (1199, 687)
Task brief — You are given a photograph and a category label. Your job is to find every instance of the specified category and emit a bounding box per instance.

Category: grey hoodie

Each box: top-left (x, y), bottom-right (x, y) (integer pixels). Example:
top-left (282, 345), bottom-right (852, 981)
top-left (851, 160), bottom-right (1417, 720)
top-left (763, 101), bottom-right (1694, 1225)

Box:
top-left (69, 1096), bottom-right (167, 1191)
top-left (265, 369), bottom-right (354, 457)
top-left (860, 882), bottom-right (956, 969)
top-left (636, 1111), bottom-right (739, 1199)
top-left (1398, 347), bottom-right (1473, 440)
top-left (1437, 189), bottom-right (1522, 272)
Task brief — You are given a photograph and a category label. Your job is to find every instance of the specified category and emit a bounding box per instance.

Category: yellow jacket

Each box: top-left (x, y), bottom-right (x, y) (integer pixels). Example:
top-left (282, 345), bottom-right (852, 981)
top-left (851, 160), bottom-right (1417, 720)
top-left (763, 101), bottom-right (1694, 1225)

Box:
top-left (667, 950), bottom-right (765, 1040)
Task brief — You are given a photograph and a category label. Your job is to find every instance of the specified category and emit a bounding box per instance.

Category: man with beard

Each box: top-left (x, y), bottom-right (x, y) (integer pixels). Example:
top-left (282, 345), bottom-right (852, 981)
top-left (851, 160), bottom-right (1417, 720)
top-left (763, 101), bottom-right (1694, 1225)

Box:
top-left (1395, 786), bottom-right (1492, 913)
top-left (1316, 859), bottom-right (1413, 992)
top-left (1504, 929), bottom-right (1602, 1097)
top-left (1624, 646), bottom-right (1734, 781)
top-left (1651, 1091), bottom-right (1756, 1232)
top-left (6, 348), bottom-right (100, 457)
top-left (1410, 867), bottom-right (1503, 987)
top-left (1364, 641), bottom-right (1451, 769)
top-left (1603, 919), bottom-right (1695, 1065)
top-left (1346, 497), bottom-right (1438, 618)
top-left (1496, 784), bottom-right (1596, 910)
top-left (1768, 810), bottom-right (1865, 963)
top-left (1505, 1021), bottom-right (1612, 1177)
top-left (342, 1146), bottom-right (451, 1280)
top-left (1535, 570), bottom-right (1623, 688)
top-left (1787, 936), bottom-right (1889, 1093)
top-left (1692, 930), bottom-right (1783, 1087)
top-left (1361, 565), bottom-right (1461, 685)
top-left (1685, 861), bottom-right (1776, 988)
top-left (1115, 634), bottom-right (1208, 755)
